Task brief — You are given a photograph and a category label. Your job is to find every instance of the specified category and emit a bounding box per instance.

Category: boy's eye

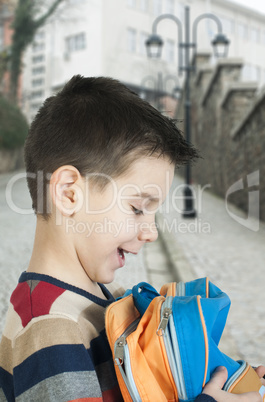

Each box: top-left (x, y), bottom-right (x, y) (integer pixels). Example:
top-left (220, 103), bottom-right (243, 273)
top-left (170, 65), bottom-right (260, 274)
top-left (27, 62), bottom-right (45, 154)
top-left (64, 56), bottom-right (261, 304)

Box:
top-left (131, 206), bottom-right (144, 216)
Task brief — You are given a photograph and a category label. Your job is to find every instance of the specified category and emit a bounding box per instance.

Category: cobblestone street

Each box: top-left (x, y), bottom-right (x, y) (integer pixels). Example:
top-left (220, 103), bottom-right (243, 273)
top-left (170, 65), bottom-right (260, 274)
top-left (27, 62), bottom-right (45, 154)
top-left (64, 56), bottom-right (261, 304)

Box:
top-left (160, 175), bottom-right (265, 366)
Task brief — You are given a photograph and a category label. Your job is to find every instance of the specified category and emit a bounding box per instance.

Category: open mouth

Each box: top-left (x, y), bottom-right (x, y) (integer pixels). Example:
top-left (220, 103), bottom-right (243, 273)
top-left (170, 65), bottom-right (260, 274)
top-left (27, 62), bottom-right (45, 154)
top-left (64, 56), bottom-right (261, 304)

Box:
top-left (117, 248), bottom-right (125, 267)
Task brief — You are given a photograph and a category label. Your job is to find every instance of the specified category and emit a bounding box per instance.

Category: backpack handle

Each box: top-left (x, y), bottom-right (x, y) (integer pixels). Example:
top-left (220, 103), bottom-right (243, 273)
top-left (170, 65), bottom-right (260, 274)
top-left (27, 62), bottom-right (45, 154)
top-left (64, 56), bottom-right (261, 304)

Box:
top-left (160, 282), bottom-right (177, 297)
top-left (132, 282), bottom-right (160, 316)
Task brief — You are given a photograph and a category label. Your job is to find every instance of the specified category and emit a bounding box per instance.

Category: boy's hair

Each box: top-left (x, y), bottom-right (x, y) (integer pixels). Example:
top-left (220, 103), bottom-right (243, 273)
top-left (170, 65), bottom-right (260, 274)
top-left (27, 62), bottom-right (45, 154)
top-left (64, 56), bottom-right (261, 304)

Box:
top-left (24, 75), bottom-right (198, 219)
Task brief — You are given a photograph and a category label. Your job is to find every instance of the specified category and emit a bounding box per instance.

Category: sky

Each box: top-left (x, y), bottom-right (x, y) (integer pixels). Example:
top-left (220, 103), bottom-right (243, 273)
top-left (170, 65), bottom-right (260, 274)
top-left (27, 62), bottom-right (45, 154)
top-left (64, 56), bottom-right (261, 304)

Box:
top-left (232, 0), bottom-right (265, 14)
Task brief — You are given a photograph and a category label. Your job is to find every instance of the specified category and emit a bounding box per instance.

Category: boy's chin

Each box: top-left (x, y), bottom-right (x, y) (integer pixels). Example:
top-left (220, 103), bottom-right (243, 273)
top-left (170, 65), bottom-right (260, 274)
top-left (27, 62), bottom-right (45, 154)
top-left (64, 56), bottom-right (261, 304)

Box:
top-left (99, 270), bottom-right (117, 285)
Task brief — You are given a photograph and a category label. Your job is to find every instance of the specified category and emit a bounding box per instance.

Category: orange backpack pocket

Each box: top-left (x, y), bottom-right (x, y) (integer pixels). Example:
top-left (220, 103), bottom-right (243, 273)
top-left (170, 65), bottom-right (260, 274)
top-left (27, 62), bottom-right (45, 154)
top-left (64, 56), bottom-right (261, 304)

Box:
top-left (106, 294), bottom-right (178, 401)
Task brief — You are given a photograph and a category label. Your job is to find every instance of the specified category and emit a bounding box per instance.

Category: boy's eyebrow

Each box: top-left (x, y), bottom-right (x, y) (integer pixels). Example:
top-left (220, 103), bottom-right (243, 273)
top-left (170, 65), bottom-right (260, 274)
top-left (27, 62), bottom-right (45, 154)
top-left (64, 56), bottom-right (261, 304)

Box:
top-left (131, 192), bottom-right (160, 202)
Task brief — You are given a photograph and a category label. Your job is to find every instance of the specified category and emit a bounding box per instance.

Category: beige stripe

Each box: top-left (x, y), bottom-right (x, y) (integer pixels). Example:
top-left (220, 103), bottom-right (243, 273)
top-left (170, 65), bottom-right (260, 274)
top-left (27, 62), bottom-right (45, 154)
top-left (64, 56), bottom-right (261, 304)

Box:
top-left (0, 335), bottom-right (13, 374)
top-left (2, 303), bottom-right (23, 340)
top-left (49, 290), bottom-right (95, 321)
top-left (13, 316), bottom-right (93, 367)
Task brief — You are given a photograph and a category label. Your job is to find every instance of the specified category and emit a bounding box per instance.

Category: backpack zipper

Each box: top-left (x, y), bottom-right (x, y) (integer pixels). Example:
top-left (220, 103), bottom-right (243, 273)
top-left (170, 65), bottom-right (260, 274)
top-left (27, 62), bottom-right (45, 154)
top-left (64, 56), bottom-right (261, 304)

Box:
top-left (176, 281), bottom-right (185, 296)
top-left (156, 280), bottom-right (185, 335)
top-left (223, 360), bottom-right (247, 391)
top-left (114, 319), bottom-right (140, 366)
top-left (157, 296), bottom-right (188, 400)
top-left (114, 318), bottom-right (141, 401)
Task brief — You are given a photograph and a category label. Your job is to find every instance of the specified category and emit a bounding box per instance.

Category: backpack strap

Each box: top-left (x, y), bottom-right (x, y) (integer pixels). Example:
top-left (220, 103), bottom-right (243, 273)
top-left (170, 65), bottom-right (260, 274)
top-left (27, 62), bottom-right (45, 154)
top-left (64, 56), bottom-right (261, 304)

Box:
top-left (132, 282), bottom-right (160, 316)
top-left (159, 282), bottom-right (177, 297)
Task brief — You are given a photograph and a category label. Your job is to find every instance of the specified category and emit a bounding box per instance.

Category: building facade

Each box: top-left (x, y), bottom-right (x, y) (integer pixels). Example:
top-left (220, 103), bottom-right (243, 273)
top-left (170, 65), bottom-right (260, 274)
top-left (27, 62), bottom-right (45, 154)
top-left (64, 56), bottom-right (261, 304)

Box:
top-left (20, 0), bottom-right (265, 121)
top-left (0, 0), bottom-right (18, 99)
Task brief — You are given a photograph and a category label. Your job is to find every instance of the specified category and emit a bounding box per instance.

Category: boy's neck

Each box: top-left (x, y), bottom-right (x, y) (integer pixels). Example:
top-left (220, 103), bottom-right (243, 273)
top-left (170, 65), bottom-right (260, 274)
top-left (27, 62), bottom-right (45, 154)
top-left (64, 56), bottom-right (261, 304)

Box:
top-left (27, 216), bottom-right (107, 300)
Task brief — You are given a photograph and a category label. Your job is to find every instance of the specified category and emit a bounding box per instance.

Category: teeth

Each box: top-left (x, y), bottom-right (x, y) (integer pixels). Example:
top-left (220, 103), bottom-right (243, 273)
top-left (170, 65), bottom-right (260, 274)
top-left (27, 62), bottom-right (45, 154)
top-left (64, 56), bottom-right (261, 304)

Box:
top-left (118, 248), bottom-right (123, 257)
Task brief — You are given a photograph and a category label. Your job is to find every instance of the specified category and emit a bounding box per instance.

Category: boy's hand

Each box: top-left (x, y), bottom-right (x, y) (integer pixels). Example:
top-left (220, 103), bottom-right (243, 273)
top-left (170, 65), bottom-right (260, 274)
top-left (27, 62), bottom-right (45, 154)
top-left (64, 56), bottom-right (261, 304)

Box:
top-left (255, 365), bottom-right (265, 386)
top-left (202, 366), bottom-right (262, 401)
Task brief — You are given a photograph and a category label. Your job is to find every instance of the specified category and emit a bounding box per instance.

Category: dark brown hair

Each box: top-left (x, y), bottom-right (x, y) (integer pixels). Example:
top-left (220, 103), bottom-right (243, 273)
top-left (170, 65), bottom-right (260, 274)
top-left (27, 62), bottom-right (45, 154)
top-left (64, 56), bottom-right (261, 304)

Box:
top-left (24, 75), bottom-right (198, 218)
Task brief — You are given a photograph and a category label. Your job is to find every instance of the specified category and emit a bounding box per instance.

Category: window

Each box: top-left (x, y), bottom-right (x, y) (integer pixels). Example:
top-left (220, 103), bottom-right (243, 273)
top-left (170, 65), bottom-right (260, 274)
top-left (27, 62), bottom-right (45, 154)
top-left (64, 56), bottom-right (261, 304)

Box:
top-left (164, 39), bottom-right (175, 63)
top-left (238, 23), bottom-right (248, 40)
top-left (140, 32), bottom-right (149, 55)
top-left (32, 66), bottom-right (45, 75)
top-left (165, 0), bottom-right (174, 14)
top-left (32, 43), bottom-right (45, 52)
top-left (32, 78), bottom-right (44, 87)
top-left (153, 0), bottom-right (162, 16)
top-left (206, 20), bottom-right (216, 40)
top-left (219, 16), bottom-right (234, 35)
top-left (34, 31), bottom-right (45, 41)
top-left (140, 0), bottom-right (148, 12)
top-left (32, 55), bottom-right (45, 63)
top-left (31, 90), bottom-right (44, 100)
top-left (127, 28), bottom-right (137, 53)
top-left (65, 32), bottom-right (86, 53)
top-left (250, 27), bottom-right (259, 43)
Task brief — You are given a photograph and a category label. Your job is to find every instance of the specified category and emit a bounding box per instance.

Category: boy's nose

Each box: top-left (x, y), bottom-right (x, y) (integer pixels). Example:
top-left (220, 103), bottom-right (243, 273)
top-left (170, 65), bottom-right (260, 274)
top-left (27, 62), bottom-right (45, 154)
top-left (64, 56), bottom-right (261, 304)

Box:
top-left (137, 217), bottom-right (158, 243)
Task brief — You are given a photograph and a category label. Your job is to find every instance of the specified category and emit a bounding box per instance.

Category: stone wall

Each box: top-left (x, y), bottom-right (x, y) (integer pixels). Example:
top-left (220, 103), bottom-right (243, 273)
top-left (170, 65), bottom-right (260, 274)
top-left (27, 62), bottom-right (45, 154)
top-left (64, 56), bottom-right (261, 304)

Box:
top-left (176, 54), bottom-right (265, 221)
top-left (0, 147), bottom-right (24, 173)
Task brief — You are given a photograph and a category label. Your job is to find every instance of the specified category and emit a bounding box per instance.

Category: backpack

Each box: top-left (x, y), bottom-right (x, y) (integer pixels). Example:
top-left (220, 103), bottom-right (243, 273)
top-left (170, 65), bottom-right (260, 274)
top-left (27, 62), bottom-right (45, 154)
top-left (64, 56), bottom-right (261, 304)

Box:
top-left (105, 277), bottom-right (265, 401)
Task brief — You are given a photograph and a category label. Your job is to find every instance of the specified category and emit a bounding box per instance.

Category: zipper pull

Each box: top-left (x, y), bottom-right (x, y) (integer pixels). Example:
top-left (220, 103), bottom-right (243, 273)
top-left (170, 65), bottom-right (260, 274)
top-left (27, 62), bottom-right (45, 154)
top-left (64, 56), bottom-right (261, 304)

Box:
top-left (157, 307), bottom-right (172, 336)
top-left (114, 336), bottom-right (126, 366)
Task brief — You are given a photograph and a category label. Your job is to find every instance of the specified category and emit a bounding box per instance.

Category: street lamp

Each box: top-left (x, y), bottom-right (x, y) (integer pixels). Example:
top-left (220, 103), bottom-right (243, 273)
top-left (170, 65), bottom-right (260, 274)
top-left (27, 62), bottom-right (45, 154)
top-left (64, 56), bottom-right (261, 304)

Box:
top-left (140, 73), bottom-right (163, 109)
top-left (163, 74), bottom-right (182, 99)
top-left (141, 73), bottom-right (181, 110)
top-left (146, 7), bottom-right (230, 218)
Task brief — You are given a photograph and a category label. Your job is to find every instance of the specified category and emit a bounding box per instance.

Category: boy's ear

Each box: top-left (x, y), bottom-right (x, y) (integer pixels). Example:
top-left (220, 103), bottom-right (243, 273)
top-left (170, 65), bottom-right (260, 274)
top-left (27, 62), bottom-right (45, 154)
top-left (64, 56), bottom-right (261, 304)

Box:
top-left (50, 165), bottom-right (84, 216)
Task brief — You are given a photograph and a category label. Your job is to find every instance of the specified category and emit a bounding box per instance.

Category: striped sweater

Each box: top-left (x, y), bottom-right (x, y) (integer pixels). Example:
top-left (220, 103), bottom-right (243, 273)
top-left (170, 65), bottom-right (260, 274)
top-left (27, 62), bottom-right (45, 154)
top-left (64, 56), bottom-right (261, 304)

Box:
top-left (0, 272), bottom-right (124, 401)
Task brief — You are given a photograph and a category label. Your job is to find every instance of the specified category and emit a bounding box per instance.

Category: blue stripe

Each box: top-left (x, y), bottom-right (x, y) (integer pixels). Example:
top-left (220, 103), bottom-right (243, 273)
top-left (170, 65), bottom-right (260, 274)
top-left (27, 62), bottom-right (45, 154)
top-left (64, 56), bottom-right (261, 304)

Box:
top-left (0, 366), bottom-right (14, 401)
top-left (18, 271), bottom-right (115, 306)
top-left (90, 329), bottom-right (112, 366)
top-left (13, 343), bottom-right (94, 397)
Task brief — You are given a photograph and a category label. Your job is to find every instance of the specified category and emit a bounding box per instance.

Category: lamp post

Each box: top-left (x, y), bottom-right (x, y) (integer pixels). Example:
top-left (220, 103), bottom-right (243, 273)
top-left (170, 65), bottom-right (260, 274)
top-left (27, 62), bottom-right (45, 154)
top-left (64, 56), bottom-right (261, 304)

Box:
top-left (146, 6), bottom-right (229, 218)
top-left (163, 74), bottom-right (182, 99)
top-left (141, 73), bottom-right (181, 109)
top-left (140, 73), bottom-right (163, 109)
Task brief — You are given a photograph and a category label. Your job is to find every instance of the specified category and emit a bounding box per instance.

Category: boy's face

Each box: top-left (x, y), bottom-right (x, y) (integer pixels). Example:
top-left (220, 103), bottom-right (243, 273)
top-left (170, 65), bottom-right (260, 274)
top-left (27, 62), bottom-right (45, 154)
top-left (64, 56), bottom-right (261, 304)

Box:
top-left (71, 156), bottom-right (174, 284)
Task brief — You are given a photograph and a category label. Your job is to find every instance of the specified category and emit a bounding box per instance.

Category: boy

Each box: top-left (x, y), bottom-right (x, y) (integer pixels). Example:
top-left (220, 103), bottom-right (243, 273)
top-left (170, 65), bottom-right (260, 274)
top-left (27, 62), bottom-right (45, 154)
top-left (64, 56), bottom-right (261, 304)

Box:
top-left (0, 76), bottom-right (263, 401)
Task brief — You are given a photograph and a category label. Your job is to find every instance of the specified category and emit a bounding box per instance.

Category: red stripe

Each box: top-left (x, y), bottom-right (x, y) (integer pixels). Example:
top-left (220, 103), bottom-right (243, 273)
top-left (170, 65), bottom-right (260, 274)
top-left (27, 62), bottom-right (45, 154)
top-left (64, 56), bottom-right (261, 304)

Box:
top-left (11, 281), bottom-right (65, 327)
top-left (11, 282), bottom-right (32, 327)
top-left (31, 281), bottom-right (65, 317)
top-left (102, 385), bottom-right (123, 401)
top-left (68, 399), bottom-right (102, 402)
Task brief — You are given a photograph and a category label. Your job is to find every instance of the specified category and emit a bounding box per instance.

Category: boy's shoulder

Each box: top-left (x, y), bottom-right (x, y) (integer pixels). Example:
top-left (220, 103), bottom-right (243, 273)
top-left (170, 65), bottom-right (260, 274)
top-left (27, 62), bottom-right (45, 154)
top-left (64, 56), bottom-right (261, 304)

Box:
top-left (3, 272), bottom-right (124, 341)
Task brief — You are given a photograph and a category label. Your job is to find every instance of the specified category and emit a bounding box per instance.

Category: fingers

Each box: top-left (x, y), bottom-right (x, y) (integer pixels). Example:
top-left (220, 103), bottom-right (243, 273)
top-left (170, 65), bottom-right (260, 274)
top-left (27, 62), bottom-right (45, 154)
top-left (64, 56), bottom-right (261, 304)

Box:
top-left (255, 365), bottom-right (265, 379)
top-left (255, 365), bottom-right (265, 386)
top-left (205, 366), bottom-right (228, 389)
top-left (202, 367), bottom-right (262, 402)
top-left (202, 366), bottom-right (228, 398)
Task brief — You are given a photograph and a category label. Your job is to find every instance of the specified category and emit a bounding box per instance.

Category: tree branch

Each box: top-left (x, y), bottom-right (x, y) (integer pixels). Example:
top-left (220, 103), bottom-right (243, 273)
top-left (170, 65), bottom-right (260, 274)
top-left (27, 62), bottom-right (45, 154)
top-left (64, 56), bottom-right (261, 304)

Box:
top-left (34, 0), bottom-right (64, 29)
